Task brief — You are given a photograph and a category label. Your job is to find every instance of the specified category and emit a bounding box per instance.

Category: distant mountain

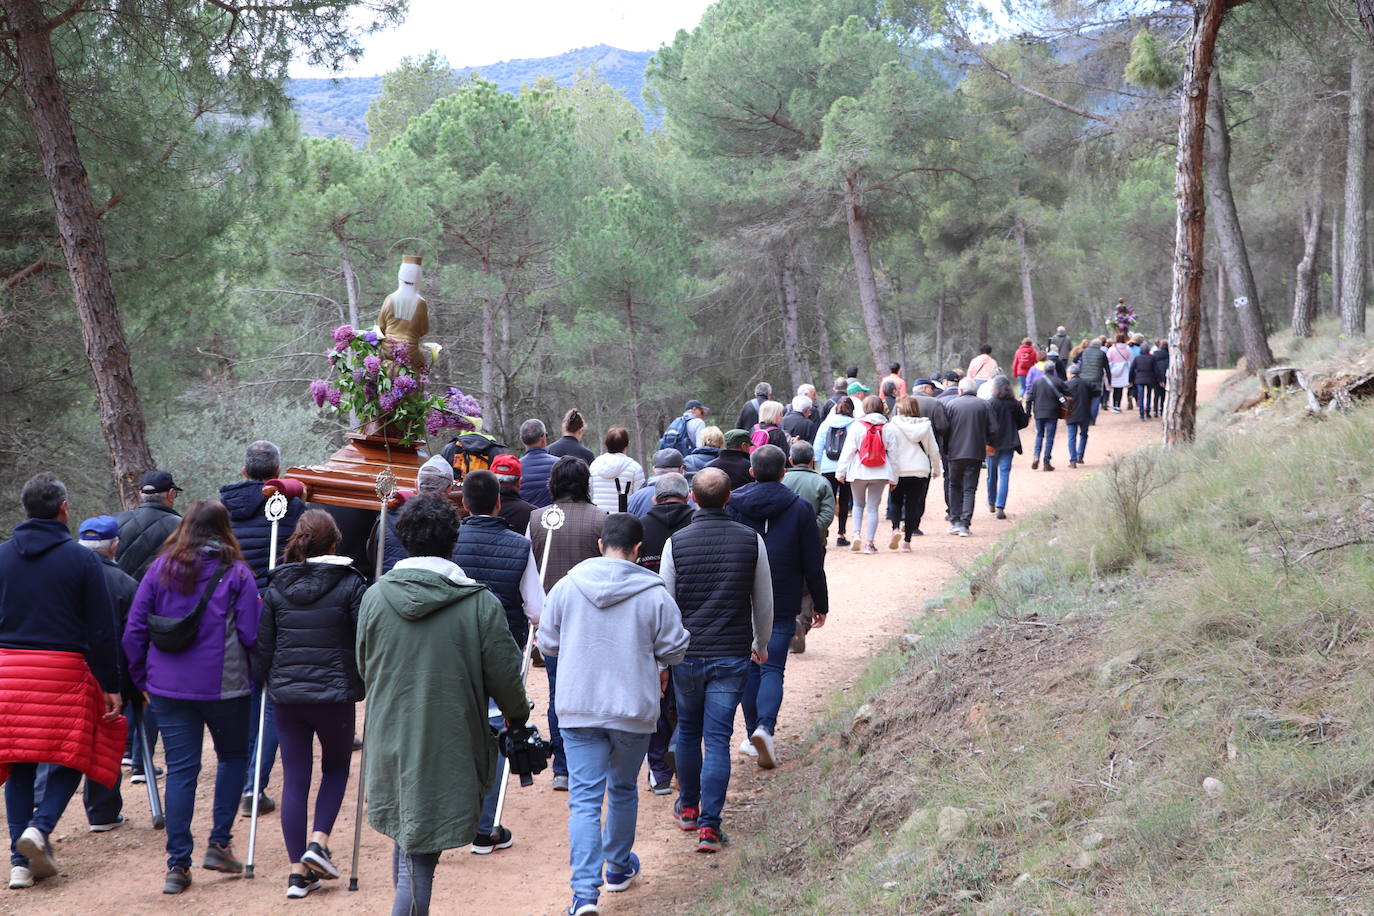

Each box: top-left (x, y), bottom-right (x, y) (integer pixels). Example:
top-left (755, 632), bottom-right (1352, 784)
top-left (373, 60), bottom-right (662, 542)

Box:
top-left (287, 44), bottom-right (658, 146)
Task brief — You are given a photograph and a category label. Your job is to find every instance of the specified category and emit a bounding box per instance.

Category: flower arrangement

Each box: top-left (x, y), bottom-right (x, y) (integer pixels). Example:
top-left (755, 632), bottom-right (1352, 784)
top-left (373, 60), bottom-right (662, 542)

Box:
top-left (309, 325), bottom-right (480, 445)
top-left (1107, 299), bottom-right (1138, 333)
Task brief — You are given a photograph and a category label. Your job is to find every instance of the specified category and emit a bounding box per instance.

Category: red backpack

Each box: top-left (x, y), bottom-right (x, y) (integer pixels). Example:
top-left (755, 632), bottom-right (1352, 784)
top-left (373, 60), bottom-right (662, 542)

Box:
top-left (857, 421), bottom-right (887, 467)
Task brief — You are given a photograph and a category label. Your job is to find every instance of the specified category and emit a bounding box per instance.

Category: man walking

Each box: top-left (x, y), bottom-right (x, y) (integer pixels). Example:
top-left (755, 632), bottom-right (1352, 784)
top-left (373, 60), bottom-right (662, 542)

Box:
top-left (490, 455), bottom-right (535, 535)
top-left (660, 400), bottom-right (709, 454)
top-left (727, 445), bottom-right (828, 768)
top-left (735, 382), bottom-right (772, 432)
top-left (659, 468), bottom-right (772, 852)
top-left (781, 396), bottom-right (817, 444)
top-left (943, 378), bottom-right (1000, 537)
top-left (518, 419), bottom-right (557, 508)
top-left (357, 493), bottom-right (531, 916)
top-left (114, 470), bottom-right (182, 580)
top-left (781, 441), bottom-right (834, 653)
top-left (627, 449), bottom-right (687, 517)
top-left (538, 514), bottom-right (690, 916)
top-left (1077, 338), bottom-right (1110, 423)
top-left (0, 474), bottom-right (121, 890)
top-left (705, 430), bottom-right (754, 490)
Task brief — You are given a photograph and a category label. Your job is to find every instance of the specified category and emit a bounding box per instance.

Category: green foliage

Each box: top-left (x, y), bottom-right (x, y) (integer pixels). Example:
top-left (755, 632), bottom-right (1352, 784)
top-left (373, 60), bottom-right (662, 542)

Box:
top-left (1124, 29), bottom-right (1180, 92)
top-left (365, 51), bottom-right (465, 150)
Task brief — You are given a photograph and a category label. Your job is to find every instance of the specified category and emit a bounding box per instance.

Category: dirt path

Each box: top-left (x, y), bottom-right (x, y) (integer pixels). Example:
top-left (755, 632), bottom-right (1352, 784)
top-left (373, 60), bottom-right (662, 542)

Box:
top-left (2, 374), bottom-right (1226, 915)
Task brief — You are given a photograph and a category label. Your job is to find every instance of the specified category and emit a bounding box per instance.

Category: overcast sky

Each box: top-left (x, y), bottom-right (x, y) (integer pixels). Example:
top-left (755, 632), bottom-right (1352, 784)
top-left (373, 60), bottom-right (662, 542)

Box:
top-left (292, 0), bottom-right (717, 78)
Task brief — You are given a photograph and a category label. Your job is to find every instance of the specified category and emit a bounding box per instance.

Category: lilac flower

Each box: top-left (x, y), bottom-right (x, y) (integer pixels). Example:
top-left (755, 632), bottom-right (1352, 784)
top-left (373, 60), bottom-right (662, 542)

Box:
top-left (353, 368), bottom-right (366, 384)
top-left (380, 389), bottom-right (401, 413)
top-left (332, 325), bottom-right (356, 344)
top-left (445, 387), bottom-right (482, 419)
top-left (392, 342), bottom-right (410, 367)
top-left (328, 351), bottom-right (341, 365)
top-left (333, 341), bottom-right (348, 353)
top-left (364, 355), bottom-right (381, 376)
top-left (326, 386), bottom-right (342, 408)
top-left (363, 381), bottom-right (378, 402)
top-left (393, 374), bottom-right (417, 395)
top-left (309, 379), bottom-right (328, 407)
top-left (362, 330), bottom-right (379, 346)
top-left (426, 410), bottom-right (446, 437)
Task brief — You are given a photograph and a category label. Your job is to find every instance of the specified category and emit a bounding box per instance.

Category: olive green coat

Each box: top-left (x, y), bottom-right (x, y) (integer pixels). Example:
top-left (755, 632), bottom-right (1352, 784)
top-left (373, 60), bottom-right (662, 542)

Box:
top-left (357, 566), bottom-right (530, 854)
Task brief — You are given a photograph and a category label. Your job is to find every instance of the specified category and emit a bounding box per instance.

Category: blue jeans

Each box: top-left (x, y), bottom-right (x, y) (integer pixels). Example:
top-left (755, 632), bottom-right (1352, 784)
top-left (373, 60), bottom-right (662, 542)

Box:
top-left (1033, 418), bottom-right (1058, 461)
top-left (984, 448), bottom-right (1014, 509)
top-left (1137, 384), bottom-right (1154, 417)
top-left (1088, 382), bottom-right (1103, 423)
top-left (674, 656), bottom-right (749, 832)
top-left (1067, 423), bottom-right (1088, 463)
top-left (34, 763), bottom-right (121, 828)
top-left (6, 763), bottom-right (81, 866)
top-left (545, 655), bottom-right (567, 777)
top-left (741, 617), bottom-right (798, 736)
top-left (476, 704), bottom-right (504, 836)
top-left (153, 694), bottom-right (250, 869)
top-left (391, 845), bottom-right (441, 916)
top-left (562, 727), bottom-right (651, 899)
top-left (244, 685), bottom-right (277, 795)
top-left (646, 671), bottom-right (676, 783)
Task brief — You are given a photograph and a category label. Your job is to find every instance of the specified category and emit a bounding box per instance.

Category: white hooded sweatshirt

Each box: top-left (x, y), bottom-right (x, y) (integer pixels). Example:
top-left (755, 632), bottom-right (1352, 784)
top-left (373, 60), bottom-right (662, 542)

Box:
top-left (835, 413), bottom-right (899, 485)
top-left (588, 452), bottom-right (646, 513)
top-left (887, 415), bottom-right (941, 478)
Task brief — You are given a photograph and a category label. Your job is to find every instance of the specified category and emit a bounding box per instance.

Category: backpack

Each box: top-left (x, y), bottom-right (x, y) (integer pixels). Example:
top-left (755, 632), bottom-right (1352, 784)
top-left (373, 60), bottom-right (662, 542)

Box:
top-left (441, 432), bottom-right (508, 480)
top-left (658, 415), bottom-right (693, 454)
top-left (749, 424), bottom-right (771, 451)
top-left (857, 421), bottom-right (887, 468)
top-left (823, 423), bottom-right (848, 461)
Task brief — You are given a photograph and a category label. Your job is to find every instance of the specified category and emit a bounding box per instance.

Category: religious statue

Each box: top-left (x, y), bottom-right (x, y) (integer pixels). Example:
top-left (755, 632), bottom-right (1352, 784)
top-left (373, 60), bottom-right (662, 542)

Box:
top-left (377, 254), bottom-right (429, 371)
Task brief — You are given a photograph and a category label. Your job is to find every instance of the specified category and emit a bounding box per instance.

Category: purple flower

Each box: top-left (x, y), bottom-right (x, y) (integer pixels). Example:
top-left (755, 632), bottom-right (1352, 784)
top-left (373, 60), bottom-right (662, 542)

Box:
top-left (326, 386), bottom-right (342, 408)
top-left (393, 374), bottom-right (417, 395)
top-left (362, 330), bottom-right (379, 346)
top-left (445, 387), bottom-right (482, 419)
top-left (392, 342), bottom-right (410, 367)
top-left (353, 368), bottom-right (366, 384)
top-left (309, 379), bottom-right (328, 407)
top-left (363, 381), bottom-right (378, 402)
top-left (426, 410), bottom-right (446, 437)
top-left (380, 389), bottom-right (401, 412)
top-left (333, 341), bottom-right (347, 353)
top-left (332, 325), bottom-right (356, 344)
top-left (364, 355), bottom-right (381, 376)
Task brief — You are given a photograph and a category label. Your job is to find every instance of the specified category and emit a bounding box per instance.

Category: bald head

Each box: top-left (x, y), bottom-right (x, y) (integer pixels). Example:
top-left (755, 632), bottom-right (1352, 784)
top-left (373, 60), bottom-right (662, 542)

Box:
top-left (691, 467), bottom-right (732, 509)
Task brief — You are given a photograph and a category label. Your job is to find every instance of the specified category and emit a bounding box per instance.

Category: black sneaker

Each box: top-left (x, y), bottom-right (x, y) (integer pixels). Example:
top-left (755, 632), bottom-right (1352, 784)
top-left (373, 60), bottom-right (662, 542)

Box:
top-left (301, 841), bottom-right (340, 878)
top-left (203, 841), bottom-right (243, 874)
top-left (239, 792), bottom-right (276, 817)
top-left (470, 826), bottom-right (514, 855)
top-left (163, 866), bottom-right (192, 895)
top-left (130, 763), bottom-right (163, 784)
top-left (286, 872), bottom-right (320, 899)
top-left (835, 536), bottom-right (850, 547)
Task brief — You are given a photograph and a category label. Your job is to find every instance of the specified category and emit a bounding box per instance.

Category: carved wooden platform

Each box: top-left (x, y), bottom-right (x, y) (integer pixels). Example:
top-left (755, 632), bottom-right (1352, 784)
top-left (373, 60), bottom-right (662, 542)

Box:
top-left (282, 433), bottom-right (428, 510)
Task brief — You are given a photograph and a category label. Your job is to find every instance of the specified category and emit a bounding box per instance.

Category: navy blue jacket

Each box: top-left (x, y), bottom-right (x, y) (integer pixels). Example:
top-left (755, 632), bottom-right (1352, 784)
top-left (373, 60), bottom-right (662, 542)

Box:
top-left (97, 553), bottom-right (139, 698)
top-left (727, 482), bottom-right (829, 618)
top-left (519, 446), bottom-right (557, 508)
top-left (0, 519), bottom-right (118, 692)
top-left (220, 480), bottom-right (305, 590)
top-left (451, 516), bottom-right (528, 614)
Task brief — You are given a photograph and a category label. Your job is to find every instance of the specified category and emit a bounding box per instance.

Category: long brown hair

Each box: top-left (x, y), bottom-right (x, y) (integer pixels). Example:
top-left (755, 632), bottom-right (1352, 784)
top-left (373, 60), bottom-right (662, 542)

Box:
top-left (895, 395), bottom-right (922, 418)
top-left (861, 395), bottom-right (886, 416)
top-left (283, 509), bottom-right (341, 563)
top-left (159, 499), bottom-right (244, 593)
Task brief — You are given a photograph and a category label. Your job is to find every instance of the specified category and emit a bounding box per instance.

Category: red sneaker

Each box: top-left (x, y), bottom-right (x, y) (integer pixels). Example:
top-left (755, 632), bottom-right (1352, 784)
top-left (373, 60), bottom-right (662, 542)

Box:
top-left (697, 826), bottom-right (727, 853)
top-left (674, 800), bottom-right (698, 830)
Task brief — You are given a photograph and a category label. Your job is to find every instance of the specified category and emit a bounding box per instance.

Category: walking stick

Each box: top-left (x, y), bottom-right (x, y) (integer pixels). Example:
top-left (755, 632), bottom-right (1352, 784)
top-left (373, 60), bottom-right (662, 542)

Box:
top-left (245, 490), bottom-right (289, 879)
top-left (492, 504), bottom-right (564, 830)
top-left (134, 703), bottom-right (164, 830)
top-left (350, 469), bottom-right (397, 892)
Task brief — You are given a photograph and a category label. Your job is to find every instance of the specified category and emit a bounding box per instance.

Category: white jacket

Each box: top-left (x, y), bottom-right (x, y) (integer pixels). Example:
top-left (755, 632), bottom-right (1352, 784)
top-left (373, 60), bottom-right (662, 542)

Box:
top-left (836, 413), bottom-right (898, 485)
top-left (887, 415), bottom-right (941, 478)
top-left (589, 452), bottom-right (646, 513)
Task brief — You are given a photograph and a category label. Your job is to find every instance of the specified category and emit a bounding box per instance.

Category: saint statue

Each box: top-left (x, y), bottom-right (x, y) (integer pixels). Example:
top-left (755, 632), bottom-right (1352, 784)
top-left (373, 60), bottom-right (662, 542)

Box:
top-left (378, 255), bottom-right (429, 371)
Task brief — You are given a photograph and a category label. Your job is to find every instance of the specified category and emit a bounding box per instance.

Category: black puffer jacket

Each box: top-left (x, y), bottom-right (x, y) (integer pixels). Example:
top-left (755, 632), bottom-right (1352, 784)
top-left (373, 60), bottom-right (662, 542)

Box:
top-left (260, 559), bottom-right (366, 705)
top-left (220, 480), bottom-right (304, 589)
top-left (114, 501), bottom-right (181, 580)
top-left (987, 396), bottom-right (1029, 452)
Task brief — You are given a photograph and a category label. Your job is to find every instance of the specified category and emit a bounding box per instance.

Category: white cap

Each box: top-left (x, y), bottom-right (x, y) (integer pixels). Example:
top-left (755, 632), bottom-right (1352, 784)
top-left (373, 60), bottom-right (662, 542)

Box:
top-left (416, 455), bottom-right (454, 489)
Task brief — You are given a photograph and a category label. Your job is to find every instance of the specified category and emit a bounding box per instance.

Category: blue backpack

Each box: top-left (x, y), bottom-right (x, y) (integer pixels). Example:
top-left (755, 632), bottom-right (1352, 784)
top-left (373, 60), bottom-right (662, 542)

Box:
top-left (658, 415), bottom-right (693, 453)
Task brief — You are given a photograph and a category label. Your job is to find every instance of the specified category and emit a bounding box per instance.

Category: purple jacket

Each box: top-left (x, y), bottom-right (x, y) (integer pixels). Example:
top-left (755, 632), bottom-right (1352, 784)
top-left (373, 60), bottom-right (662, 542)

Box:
top-left (123, 551), bottom-right (261, 701)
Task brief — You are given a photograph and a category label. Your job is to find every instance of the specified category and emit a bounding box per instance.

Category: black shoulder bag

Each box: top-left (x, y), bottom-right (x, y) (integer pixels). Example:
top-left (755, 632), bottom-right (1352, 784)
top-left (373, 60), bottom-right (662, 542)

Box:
top-left (148, 561), bottom-right (231, 652)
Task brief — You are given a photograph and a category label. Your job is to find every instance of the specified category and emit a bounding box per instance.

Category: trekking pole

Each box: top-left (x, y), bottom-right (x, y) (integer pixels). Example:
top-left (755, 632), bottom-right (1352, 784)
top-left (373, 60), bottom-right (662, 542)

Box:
top-left (351, 469), bottom-right (397, 892)
top-left (245, 489), bottom-right (289, 879)
top-left (135, 703), bottom-right (164, 830)
top-left (492, 504), bottom-right (564, 830)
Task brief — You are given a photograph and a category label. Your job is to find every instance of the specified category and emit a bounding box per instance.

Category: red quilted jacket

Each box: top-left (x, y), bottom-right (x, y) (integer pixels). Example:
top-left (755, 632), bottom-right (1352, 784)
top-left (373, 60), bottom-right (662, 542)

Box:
top-left (0, 649), bottom-right (125, 789)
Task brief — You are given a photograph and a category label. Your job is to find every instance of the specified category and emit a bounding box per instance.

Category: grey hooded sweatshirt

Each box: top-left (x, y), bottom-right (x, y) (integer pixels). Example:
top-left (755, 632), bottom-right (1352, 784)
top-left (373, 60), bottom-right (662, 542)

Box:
top-left (537, 556), bottom-right (690, 734)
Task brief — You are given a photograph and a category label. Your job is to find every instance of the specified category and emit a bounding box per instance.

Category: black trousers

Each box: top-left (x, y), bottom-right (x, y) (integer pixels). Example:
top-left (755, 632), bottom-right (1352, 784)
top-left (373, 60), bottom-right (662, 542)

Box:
top-left (889, 476), bottom-right (930, 538)
top-left (823, 472), bottom-right (853, 536)
top-left (947, 459), bottom-right (983, 528)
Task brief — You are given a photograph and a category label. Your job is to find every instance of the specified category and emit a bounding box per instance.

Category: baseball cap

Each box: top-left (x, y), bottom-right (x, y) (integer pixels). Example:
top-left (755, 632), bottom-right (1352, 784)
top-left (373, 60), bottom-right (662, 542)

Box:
top-left (416, 455), bottom-right (455, 488)
top-left (490, 454), bottom-right (522, 478)
top-left (723, 429), bottom-right (751, 449)
top-left (652, 448), bottom-right (685, 469)
top-left (684, 399), bottom-right (708, 413)
top-left (77, 515), bottom-right (119, 540)
top-left (942, 371), bottom-right (960, 382)
top-left (139, 470), bottom-right (183, 495)
top-left (912, 378), bottom-right (934, 388)
top-left (846, 380), bottom-right (871, 395)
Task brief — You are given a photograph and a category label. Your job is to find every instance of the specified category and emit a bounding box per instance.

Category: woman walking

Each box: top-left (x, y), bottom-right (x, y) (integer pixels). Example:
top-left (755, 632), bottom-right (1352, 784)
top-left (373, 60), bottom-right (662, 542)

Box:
top-left (966, 344), bottom-right (1001, 383)
top-left (983, 376), bottom-right (1029, 519)
top-left (750, 400), bottom-right (789, 450)
top-left (886, 397), bottom-right (941, 549)
top-left (259, 510), bottom-right (365, 899)
top-left (1129, 344), bottom-right (1158, 420)
top-left (547, 408), bottom-right (595, 463)
top-left (123, 500), bottom-right (262, 896)
top-left (1106, 334), bottom-right (1133, 412)
top-left (1010, 337), bottom-right (1038, 396)
top-left (589, 426), bottom-right (645, 513)
top-left (813, 397), bottom-right (857, 547)
top-left (835, 396), bottom-right (898, 555)
top-left (1026, 367), bottom-right (1070, 470)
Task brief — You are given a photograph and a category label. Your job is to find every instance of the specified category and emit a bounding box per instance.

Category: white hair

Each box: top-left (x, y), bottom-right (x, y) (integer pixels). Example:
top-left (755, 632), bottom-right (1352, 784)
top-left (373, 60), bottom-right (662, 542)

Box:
top-left (389, 259), bottom-right (422, 321)
top-left (78, 538), bottom-right (115, 555)
top-left (959, 376), bottom-right (979, 393)
top-left (797, 383), bottom-right (816, 397)
top-left (791, 395), bottom-right (812, 413)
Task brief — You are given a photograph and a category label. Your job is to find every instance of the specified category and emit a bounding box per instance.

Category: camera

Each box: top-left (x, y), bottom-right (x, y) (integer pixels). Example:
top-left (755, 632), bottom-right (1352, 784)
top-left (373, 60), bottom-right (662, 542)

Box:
top-left (498, 723), bottom-right (552, 786)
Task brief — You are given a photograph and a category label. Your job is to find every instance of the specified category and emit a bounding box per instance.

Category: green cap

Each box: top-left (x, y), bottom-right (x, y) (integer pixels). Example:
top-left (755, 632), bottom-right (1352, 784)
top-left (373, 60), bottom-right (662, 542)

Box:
top-left (724, 428), bottom-right (751, 449)
top-left (847, 380), bottom-right (871, 395)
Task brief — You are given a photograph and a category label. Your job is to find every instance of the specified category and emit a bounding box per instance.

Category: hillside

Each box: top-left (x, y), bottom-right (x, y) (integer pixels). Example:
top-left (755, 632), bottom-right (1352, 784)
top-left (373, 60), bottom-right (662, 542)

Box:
top-left (287, 44), bottom-right (657, 145)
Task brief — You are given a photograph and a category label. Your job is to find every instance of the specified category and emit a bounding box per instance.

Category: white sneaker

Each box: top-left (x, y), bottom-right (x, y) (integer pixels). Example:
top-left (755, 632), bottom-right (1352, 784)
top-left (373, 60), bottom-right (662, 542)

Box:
top-left (16, 827), bottom-right (56, 879)
top-left (737, 738), bottom-right (757, 757)
top-left (8, 865), bottom-right (33, 889)
top-left (750, 727), bottom-right (777, 770)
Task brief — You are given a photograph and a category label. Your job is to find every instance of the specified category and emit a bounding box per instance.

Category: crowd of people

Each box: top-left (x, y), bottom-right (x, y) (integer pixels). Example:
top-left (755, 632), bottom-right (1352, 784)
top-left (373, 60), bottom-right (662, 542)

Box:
top-left (0, 324), bottom-right (1162, 915)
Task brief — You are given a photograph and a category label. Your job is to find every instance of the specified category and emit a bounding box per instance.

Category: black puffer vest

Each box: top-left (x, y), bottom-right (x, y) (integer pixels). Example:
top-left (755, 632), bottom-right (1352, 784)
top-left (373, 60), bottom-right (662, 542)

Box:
top-left (451, 515), bottom-right (527, 613)
top-left (669, 508), bottom-right (759, 659)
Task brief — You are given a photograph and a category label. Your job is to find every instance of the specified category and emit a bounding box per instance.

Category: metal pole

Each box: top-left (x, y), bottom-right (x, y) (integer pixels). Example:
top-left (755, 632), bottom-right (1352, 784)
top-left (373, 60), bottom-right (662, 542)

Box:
top-left (135, 704), bottom-right (164, 830)
top-left (246, 490), bottom-right (288, 879)
top-left (491, 504), bottom-right (564, 830)
top-left (351, 470), bottom-right (397, 891)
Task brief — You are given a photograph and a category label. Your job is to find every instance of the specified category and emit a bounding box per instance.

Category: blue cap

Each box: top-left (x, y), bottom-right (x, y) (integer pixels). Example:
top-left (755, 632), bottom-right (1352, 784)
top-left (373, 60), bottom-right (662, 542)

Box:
top-left (912, 378), bottom-right (934, 388)
top-left (77, 515), bottom-right (119, 540)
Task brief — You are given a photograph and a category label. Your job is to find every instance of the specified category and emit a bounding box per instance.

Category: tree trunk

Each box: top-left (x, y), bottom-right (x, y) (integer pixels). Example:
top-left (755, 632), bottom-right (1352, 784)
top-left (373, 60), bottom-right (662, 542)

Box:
top-left (778, 244), bottom-right (813, 392)
top-left (1199, 283), bottom-right (1216, 368)
top-left (934, 290), bottom-right (945, 373)
top-left (841, 173), bottom-right (892, 378)
top-left (339, 241), bottom-right (360, 329)
top-left (814, 287), bottom-right (833, 383)
top-left (624, 294), bottom-right (646, 463)
top-left (1165, 0), bottom-right (1230, 446)
top-left (1213, 260), bottom-right (1229, 367)
top-left (480, 294), bottom-right (496, 432)
top-left (1292, 176), bottom-right (1323, 338)
top-left (1205, 69), bottom-right (1273, 370)
top-left (1013, 216), bottom-right (1038, 342)
top-left (3, 0), bottom-right (154, 506)
top-left (1342, 55), bottom-right (1370, 336)
top-left (1358, 0), bottom-right (1374, 47)
top-left (1331, 208), bottom-right (1342, 317)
